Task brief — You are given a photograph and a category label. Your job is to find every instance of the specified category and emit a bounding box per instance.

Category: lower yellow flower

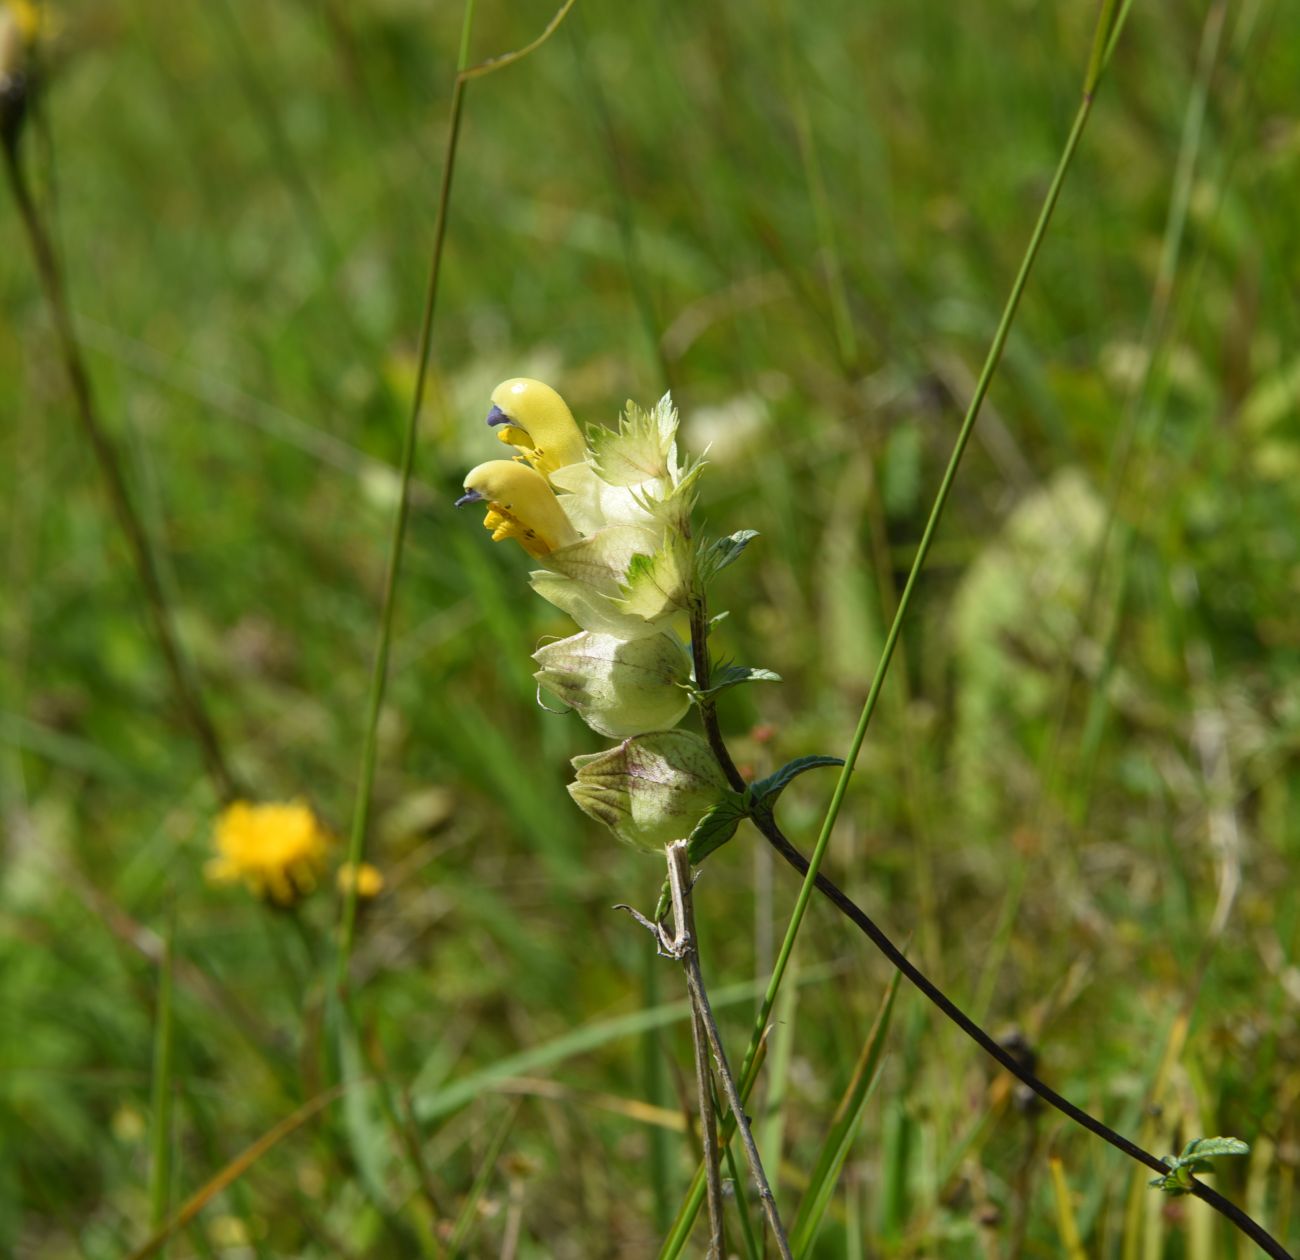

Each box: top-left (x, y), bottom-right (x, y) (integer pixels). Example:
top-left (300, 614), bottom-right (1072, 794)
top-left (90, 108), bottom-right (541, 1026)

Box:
top-left (206, 800), bottom-right (331, 906)
top-left (456, 460), bottom-right (580, 558)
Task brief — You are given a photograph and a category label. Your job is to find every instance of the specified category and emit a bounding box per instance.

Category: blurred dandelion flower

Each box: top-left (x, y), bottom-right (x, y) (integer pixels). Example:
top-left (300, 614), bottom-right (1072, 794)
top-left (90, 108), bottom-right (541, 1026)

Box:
top-left (206, 800), bottom-right (331, 906)
top-left (336, 860), bottom-right (385, 900)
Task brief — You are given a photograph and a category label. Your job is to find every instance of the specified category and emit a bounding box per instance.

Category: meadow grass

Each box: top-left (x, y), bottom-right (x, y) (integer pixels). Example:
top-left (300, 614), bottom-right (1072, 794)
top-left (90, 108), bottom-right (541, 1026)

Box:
top-left (2, 0), bottom-right (1300, 1256)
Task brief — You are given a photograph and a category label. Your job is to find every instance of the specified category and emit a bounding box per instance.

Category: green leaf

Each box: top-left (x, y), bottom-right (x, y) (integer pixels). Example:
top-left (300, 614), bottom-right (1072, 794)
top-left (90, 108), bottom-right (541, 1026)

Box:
top-left (1149, 1136), bottom-right (1249, 1195)
top-left (1180, 1136), bottom-right (1250, 1161)
top-left (693, 662), bottom-right (782, 700)
top-left (745, 755), bottom-right (845, 815)
top-left (687, 795), bottom-right (746, 863)
top-left (699, 530), bottom-right (759, 581)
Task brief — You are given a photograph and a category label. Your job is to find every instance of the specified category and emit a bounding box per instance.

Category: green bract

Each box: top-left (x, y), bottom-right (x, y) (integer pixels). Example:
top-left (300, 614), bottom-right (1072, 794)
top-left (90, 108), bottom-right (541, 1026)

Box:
top-left (533, 631), bottom-right (691, 738)
top-left (567, 732), bottom-right (730, 852)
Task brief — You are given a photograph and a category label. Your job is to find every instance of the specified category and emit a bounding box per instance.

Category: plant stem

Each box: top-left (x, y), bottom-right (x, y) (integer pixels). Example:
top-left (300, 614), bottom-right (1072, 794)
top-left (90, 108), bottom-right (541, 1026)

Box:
top-left (690, 1000), bottom-right (726, 1256)
top-left (663, 841), bottom-right (792, 1259)
top-left (336, 0), bottom-right (580, 988)
top-left (3, 139), bottom-right (238, 803)
top-left (148, 903), bottom-right (177, 1250)
top-left (689, 591), bottom-right (744, 792)
top-left (768, 83), bottom-right (1095, 1035)
top-left (335, 0), bottom-right (477, 985)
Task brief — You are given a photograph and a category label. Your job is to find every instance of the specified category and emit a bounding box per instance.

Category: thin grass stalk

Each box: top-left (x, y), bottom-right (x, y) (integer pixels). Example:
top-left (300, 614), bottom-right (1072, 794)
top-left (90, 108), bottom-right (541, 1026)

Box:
top-left (445, 1104), bottom-right (518, 1255)
top-left (641, 950), bottom-right (674, 1231)
top-left (148, 904), bottom-right (177, 1249)
top-left (720, 1115), bottom-right (763, 1260)
top-left (335, 0), bottom-right (478, 983)
top-left (741, 75), bottom-right (1097, 1080)
top-left (1039, 0), bottom-right (1226, 825)
top-left (1051, 1156), bottom-right (1089, 1260)
top-left (686, 20), bottom-right (1133, 1228)
top-left (1, 144), bottom-right (238, 803)
top-left (126, 1085), bottom-right (352, 1260)
top-left (335, 0), bottom-right (579, 986)
top-left (788, 970), bottom-right (901, 1256)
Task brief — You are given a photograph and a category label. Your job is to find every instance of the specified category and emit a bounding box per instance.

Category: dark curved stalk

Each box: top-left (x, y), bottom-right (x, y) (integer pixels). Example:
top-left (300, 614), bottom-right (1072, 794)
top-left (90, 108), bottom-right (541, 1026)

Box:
top-left (751, 812), bottom-right (1289, 1259)
top-left (688, 603), bottom-right (1289, 1259)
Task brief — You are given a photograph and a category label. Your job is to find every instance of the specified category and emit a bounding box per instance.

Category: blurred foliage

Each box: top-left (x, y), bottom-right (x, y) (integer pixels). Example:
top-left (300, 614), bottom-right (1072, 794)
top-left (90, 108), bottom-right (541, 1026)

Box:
top-left (2, 0), bottom-right (1300, 1255)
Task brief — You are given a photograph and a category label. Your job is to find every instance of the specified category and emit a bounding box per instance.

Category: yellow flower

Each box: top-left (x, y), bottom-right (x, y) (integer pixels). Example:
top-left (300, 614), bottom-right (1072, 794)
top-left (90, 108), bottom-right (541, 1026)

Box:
top-left (206, 800), bottom-right (331, 906)
top-left (4, 0), bottom-right (41, 41)
top-left (456, 459), bottom-right (580, 558)
top-left (336, 861), bottom-right (384, 900)
top-left (486, 377), bottom-right (587, 480)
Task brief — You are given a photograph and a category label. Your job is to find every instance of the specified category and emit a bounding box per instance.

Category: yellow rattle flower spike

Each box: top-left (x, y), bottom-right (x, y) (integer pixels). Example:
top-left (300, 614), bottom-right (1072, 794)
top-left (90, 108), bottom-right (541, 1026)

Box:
top-left (456, 459), bottom-right (580, 558)
top-left (486, 377), bottom-right (587, 480)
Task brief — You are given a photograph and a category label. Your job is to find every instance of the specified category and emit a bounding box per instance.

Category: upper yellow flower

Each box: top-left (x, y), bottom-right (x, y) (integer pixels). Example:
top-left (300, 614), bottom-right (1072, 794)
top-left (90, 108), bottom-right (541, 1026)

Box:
top-left (206, 800), bottom-right (331, 906)
top-left (487, 377), bottom-right (587, 480)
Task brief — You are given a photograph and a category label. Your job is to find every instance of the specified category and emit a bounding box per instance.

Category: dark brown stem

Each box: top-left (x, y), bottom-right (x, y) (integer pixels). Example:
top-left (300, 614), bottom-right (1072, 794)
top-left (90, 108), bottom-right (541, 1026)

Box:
top-left (689, 998), bottom-right (725, 1259)
top-left (688, 614), bottom-right (1291, 1259)
top-left (4, 139), bottom-right (238, 803)
top-left (688, 591), bottom-right (747, 795)
top-left (665, 842), bottom-right (792, 1260)
top-left (656, 838), bottom-right (723, 1256)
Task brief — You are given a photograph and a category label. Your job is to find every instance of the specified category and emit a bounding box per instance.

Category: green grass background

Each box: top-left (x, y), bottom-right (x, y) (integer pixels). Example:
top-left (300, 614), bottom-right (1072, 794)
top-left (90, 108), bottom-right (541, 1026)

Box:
top-left (2, 0), bottom-right (1300, 1255)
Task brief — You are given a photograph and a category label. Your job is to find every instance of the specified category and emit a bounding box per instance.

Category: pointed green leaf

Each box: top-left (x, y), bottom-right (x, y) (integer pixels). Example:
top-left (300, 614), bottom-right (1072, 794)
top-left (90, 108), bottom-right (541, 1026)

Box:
top-left (1149, 1136), bottom-right (1250, 1195)
top-left (699, 530), bottom-right (759, 581)
top-left (694, 662), bottom-right (782, 700)
top-left (687, 795), bottom-right (745, 864)
top-left (1180, 1136), bottom-right (1250, 1162)
top-left (745, 755), bottom-right (845, 815)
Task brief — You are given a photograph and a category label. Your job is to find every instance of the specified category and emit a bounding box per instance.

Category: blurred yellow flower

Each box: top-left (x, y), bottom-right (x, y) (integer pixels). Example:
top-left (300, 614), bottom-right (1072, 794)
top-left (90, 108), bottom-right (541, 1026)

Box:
top-left (0, 0), bottom-right (38, 75)
top-left (336, 861), bottom-right (384, 900)
top-left (206, 800), bottom-right (331, 906)
top-left (3, 0), bottom-right (41, 43)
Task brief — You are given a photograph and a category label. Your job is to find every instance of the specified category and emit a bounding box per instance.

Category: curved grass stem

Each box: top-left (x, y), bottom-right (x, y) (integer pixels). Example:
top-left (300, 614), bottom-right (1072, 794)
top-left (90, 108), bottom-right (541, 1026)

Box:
top-left (335, 0), bottom-right (579, 986)
top-left (3, 138), bottom-right (238, 803)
